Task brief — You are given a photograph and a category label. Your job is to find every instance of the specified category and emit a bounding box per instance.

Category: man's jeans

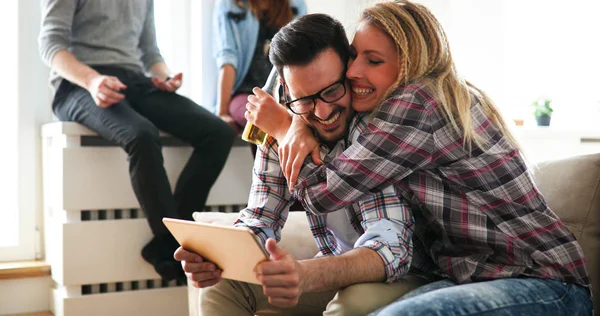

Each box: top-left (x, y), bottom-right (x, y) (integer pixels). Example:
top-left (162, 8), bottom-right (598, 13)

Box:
top-left (52, 66), bottom-right (236, 237)
top-left (370, 278), bottom-right (593, 316)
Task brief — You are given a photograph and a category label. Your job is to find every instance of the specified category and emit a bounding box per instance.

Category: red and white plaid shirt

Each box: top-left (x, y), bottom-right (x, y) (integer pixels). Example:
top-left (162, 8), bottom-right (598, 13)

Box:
top-left (235, 113), bottom-right (414, 283)
top-left (295, 81), bottom-right (591, 287)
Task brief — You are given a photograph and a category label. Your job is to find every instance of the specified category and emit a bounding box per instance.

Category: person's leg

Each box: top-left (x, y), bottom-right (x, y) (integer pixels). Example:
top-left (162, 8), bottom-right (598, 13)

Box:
top-left (229, 93), bottom-right (250, 128)
top-left (53, 79), bottom-right (182, 280)
top-left (128, 85), bottom-right (236, 220)
top-left (229, 93), bottom-right (257, 157)
top-left (53, 80), bottom-right (177, 235)
top-left (200, 279), bottom-right (336, 316)
top-left (370, 278), bottom-right (593, 316)
top-left (324, 274), bottom-right (430, 316)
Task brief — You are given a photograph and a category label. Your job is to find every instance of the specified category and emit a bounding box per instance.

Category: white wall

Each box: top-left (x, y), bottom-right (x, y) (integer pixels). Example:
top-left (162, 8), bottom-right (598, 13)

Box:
top-left (306, 0), bottom-right (378, 38)
top-left (414, 0), bottom-right (600, 128)
top-left (0, 277), bottom-right (51, 315)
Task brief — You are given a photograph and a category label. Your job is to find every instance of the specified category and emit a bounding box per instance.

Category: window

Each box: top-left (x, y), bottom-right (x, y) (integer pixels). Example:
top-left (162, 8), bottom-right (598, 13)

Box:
top-left (0, 0), bottom-right (48, 262)
top-left (154, 0), bottom-right (215, 109)
top-left (0, 0), bottom-right (33, 261)
top-left (0, 0), bottom-right (19, 249)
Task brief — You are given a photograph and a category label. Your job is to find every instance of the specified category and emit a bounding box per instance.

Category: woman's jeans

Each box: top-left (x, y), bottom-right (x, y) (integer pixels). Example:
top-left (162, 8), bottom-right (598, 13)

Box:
top-left (52, 66), bottom-right (236, 237)
top-left (371, 277), bottom-right (593, 316)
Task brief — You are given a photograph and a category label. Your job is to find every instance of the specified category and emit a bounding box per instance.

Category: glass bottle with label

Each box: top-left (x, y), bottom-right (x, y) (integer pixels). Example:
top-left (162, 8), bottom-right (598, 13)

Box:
top-left (241, 68), bottom-right (279, 145)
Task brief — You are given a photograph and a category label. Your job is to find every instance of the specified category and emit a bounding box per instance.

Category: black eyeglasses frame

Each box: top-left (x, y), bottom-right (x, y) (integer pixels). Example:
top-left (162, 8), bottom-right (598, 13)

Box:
top-left (282, 76), bottom-right (347, 115)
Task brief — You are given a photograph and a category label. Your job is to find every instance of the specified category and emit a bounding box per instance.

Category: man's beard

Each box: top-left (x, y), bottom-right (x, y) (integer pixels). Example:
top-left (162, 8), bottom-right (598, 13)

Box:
top-left (306, 109), bottom-right (354, 148)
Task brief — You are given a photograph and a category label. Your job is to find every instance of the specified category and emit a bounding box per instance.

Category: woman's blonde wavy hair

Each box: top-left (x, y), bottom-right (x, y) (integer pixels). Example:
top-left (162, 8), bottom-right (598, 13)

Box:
top-left (362, 0), bottom-right (518, 151)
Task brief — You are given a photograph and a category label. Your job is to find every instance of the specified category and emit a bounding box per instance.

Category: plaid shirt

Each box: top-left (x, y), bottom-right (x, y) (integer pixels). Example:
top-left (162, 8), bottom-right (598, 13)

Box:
top-left (295, 81), bottom-right (591, 287)
top-left (235, 113), bottom-right (414, 283)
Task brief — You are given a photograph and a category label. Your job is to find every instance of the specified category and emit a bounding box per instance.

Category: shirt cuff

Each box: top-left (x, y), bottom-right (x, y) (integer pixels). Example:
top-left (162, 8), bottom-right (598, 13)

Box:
top-left (215, 50), bottom-right (238, 70)
top-left (142, 54), bottom-right (165, 72)
top-left (39, 38), bottom-right (68, 68)
top-left (355, 220), bottom-right (410, 283)
top-left (295, 162), bottom-right (325, 190)
top-left (234, 221), bottom-right (275, 246)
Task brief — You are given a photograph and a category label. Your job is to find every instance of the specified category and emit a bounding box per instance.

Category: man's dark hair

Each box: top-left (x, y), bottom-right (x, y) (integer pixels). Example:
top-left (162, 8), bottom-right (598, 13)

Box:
top-left (269, 13), bottom-right (350, 81)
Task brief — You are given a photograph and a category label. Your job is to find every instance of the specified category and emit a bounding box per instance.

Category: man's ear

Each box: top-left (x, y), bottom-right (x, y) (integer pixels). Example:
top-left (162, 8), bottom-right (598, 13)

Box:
top-left (279, 80), bottom-right (291, 102)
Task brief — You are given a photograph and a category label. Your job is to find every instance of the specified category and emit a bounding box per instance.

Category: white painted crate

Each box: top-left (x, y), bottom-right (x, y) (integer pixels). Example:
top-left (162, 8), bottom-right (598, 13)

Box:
top-left (50, 285), bottom-right (188, 316)
top-left (42, 122), bottom-right (253, 316)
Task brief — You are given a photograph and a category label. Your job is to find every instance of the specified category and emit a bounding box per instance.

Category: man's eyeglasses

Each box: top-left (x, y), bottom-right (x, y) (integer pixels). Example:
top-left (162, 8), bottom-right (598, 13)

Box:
top-left (283, 77), bottom-right (347, 115)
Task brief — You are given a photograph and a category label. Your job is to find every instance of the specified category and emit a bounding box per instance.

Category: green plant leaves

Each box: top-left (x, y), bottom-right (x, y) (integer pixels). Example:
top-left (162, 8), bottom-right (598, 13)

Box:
top-left (530, 98), bottom-right (553, 117)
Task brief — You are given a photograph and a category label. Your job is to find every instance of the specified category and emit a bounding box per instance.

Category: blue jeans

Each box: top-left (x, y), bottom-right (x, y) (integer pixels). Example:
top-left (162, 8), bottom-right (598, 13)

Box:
top-left (370, 278), bottom-right (593, 316)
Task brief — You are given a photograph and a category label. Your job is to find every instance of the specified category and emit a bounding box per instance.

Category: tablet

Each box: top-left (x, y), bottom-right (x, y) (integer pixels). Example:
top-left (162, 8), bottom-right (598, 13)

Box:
top-left (162, 217), bottom-right (269, 284)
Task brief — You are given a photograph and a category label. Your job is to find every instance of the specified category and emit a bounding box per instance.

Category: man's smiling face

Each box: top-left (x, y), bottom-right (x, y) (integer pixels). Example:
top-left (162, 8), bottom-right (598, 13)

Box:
top-left (283, 48), bottom-right (352, 145)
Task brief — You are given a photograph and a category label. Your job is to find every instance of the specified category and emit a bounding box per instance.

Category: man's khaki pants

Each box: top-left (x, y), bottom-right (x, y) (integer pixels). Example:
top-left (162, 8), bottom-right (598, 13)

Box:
top-left (198, 275), bottom-right (429, 316)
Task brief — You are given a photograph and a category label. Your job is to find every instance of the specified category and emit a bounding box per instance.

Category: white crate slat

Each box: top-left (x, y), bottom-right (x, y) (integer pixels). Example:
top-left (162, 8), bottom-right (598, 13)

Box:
top-left (42, 121), bottom-right (172, 138)
top-left (61, 219), bottom-right (157, 285)
top-left (51, 286), bottom-right (188, 316)
top-left (61, 147), bottom-right (137, 210)
top-left (52, 139), bottom-right (251, 210)
top-left (44, 214), bottom-right (65, 285)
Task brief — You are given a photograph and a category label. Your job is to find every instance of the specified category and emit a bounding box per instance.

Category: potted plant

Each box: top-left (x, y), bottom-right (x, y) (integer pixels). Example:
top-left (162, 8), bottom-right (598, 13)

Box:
top-left (531, 98), bottom-right (553, 126)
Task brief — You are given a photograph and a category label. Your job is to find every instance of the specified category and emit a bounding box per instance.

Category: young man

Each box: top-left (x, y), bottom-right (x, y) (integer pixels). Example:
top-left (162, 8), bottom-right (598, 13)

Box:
top-left (38, 0), bottom-right (236, 281)
top-left (175, 14), bottom-right (418, 315)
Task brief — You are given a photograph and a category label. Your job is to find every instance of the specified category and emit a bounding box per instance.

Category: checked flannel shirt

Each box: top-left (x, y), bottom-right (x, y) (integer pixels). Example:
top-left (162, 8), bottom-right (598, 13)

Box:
top-left (294, 81), bottom-right (591, 287)
top-left (234, 113), bottom-right (414, 283)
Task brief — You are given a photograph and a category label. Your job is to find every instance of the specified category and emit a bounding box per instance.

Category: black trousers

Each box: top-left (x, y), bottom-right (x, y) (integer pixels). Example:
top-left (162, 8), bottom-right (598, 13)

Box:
top-left (53, 66), bottom-right (236, 236)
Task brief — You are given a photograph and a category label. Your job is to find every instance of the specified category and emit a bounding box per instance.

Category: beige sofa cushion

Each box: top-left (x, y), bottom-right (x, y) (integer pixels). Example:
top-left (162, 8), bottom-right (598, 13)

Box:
top-left (532, 153), bottom-right (600, 312)
top-left (192, 211), bottom-right (318, 261)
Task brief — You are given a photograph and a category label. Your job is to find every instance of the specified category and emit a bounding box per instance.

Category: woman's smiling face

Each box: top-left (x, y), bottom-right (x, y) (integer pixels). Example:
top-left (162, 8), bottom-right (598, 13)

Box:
top-left (346, 21), bottom-right (400, 112)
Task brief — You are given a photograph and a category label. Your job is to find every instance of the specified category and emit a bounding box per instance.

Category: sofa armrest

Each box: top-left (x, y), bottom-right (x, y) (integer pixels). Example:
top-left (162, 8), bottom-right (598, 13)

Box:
top-left (532, 153), bottom-right (600, 313)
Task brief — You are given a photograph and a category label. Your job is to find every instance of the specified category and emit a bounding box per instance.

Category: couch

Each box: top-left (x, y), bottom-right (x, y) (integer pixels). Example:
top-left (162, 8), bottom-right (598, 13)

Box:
top-left (188, 153), bottom-right (600, 315)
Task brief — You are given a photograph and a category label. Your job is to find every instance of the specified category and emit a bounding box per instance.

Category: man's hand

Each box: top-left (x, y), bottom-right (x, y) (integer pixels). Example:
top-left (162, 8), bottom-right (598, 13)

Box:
top-left (152, 72), bottom-right (183, 92)
top-left (246, 87), bottom-right (292, 141)
top-left (86, 75), bottom-right (127, 108)
top-left (174, 247), bottom-right (222, 288)
top-left (255, 239), bottom-right (304, 308)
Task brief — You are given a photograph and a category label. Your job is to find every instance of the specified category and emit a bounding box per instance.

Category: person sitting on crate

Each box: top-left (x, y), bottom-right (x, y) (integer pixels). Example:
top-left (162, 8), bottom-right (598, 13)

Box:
top-left (38, 0), bottom-right (236, 281)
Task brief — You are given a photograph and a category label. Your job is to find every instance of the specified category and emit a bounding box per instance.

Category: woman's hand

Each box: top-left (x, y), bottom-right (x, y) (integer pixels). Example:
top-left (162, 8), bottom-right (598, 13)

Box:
top-left (278, 116), bottom-right (322, 191)
top-left (246, 87), bottom-right (291, 141)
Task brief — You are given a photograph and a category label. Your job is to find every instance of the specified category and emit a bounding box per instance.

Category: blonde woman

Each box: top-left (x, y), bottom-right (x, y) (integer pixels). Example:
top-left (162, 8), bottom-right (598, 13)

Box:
top-left (246, 1), bottom-right (592, 314)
